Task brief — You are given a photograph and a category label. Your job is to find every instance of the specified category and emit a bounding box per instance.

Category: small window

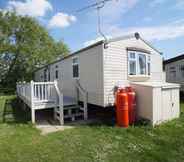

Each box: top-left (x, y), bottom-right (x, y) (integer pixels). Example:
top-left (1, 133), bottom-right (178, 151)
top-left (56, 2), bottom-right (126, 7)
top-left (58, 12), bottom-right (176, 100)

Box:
top-left (169, 66), bottom-right (176, 78)
top-left (55, 65), bottom-right (59, 79)
top-left (55, 70), bottom-right (58, 79)
top-left (138, 54), bottom-right (146, 75)
top-left (129, 52), bottom-right (136, 59)
top-left (147, 56), bottom-right (151, 75)
top-left (180, 65), bottom-right (184, 77)
top-left (72, 57), bottom-right (79, 78)
top-left (129, 61), bottom-right (136, 75)
top-left (48, 70), bottom-right (50, 81)
top-left (128, 52), bottom-right (136, 75)
top-left (44, 69), bottom-right (47, 81)
top-left (128, 51), bottom-right (150, 76)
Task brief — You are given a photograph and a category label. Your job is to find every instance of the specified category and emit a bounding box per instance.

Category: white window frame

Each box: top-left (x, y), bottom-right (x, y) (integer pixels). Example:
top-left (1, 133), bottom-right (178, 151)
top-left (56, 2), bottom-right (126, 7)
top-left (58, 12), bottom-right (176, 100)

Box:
top-left (128, 51), bottom-right (151, 76)
top-left (147, 55), bottom-right (151, 75)
top-left (128, 52), bottom-right (136, 75)
top-left (72, 56), bottom-right (79, 79)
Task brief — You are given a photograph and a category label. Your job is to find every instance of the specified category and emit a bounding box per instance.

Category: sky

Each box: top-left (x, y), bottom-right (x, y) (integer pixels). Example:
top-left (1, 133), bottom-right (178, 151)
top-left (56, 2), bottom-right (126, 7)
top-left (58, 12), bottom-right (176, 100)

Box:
top-left (0, 0), bottom-right (184, 59)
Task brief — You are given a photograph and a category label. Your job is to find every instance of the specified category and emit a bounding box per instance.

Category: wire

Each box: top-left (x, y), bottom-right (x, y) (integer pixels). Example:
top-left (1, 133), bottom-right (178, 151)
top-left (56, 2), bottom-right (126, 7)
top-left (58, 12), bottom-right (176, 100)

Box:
top-left (76, 0), bottom-right (113, 12)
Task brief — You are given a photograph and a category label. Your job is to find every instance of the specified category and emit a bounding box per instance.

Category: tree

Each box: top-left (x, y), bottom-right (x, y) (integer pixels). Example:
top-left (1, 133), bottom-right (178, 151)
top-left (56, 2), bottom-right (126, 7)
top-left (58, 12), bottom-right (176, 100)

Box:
top-left (0, 11), bottom-right (69, 88)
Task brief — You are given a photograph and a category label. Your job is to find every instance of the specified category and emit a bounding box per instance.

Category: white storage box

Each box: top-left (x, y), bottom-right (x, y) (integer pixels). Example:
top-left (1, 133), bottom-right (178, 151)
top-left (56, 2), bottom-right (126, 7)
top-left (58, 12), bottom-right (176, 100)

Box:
top-left (130, 82), bottom-right (180, 125)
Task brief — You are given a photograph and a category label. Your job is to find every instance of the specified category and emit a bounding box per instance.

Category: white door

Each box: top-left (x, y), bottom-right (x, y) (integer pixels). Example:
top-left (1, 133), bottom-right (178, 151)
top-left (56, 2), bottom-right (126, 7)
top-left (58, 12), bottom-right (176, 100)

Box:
top-left (162, 89), bottom-right (172, 121)
top-left (171, 89), bottom-right (180, 119)
top-left (162, 88), bottom-right (179, 121)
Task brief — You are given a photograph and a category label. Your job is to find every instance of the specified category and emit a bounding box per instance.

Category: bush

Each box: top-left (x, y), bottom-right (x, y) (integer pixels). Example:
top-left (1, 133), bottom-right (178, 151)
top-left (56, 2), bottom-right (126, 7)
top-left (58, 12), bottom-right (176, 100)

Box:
top-left (0, 88), bottom-right (15, 95)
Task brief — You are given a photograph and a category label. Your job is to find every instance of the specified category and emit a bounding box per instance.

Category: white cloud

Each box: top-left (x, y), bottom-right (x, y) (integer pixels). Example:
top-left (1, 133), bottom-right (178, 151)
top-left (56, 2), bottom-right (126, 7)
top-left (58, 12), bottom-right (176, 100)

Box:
top-left (174, 0), bottom-right (184, 10)
top-left (107, 20), bottom-right (184, 41)
top-left (7, 0), bottom-right (52, 17)
top-left (84, 20), bottom-right (184, 46)
top-left (48, 12), bottom-right (77, 29)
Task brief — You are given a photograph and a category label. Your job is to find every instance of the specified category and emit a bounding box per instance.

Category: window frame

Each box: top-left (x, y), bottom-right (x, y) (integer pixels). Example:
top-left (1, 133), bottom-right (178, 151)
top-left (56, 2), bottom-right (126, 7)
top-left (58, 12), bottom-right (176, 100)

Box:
top-left (72, 56), bottom-right (79, 79)
top-left (128, 50), bottom-right (151, 76)
top-left (128, 52), bottom-right (137, 75)
top-left (147, 55), bottom-right (151, 75)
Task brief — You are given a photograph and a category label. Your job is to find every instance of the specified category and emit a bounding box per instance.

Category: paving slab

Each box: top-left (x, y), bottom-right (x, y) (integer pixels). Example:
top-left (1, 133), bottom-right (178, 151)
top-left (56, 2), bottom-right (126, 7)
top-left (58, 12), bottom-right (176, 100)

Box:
top-left (36, 120), bottom-right (74, 135)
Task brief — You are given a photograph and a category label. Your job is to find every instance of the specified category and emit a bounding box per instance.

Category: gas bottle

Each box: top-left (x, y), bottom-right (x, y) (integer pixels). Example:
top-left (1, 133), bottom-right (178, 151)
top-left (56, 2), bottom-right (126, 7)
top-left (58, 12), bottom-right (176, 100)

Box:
top-left (116, 88), bottom-right (129, 127)
top-left (125, 86), bottom-right (136, 125)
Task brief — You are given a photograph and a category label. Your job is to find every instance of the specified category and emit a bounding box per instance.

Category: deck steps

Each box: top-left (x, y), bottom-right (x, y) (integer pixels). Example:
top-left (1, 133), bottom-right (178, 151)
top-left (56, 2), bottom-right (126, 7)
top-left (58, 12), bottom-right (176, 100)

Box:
top-left (54, 104), bottom-right (84, 122)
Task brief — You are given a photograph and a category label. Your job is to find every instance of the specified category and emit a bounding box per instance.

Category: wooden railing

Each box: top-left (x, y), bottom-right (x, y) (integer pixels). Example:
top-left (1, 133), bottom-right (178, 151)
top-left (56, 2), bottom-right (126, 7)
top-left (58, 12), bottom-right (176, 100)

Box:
top-left (75, 80), bottom-right (88, 120)
top-left (17, 81), bottom-right (58, 105)
top-left (16, 80), bottom-right (64, 124)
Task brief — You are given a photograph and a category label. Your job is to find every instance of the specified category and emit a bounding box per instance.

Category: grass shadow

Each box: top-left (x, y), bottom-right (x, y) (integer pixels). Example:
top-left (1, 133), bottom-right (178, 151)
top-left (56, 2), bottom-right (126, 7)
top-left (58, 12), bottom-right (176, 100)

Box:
top-left (2, 98), bottom-right (30, 124)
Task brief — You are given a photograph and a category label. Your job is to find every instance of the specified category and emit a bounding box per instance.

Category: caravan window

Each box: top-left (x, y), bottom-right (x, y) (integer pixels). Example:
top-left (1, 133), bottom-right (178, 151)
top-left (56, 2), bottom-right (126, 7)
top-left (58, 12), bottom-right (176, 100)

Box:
top-left (55, 65), bottom-right (58, 79)
top-left (55, 70), bottom-right (58, 79)
top-left (169, 66), bottom-right (176, 78)
top-left (147, 56), bottom-right (151, 75)
top-left (128, 51), bottom-right (150, 76)
top-left (128, 52), bottom-right (136, 75)
top-left (72, 57), bottom-right (79, 78)
top-left (44, 69), bottom-right (47, 81)
top-left (180, 65), bottom-right (184, 77)
top-left (138, 54), bottom-right (146, 75)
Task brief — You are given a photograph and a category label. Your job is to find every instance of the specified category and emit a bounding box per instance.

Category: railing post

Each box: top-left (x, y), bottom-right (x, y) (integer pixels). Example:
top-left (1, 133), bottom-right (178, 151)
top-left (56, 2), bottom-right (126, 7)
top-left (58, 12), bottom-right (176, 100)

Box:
top-left (30, 80), bottom-right (35, 123)
top-left (84, 92), bottom-right (88, 120)
top-left (30, 81), bottom-right (34, 107)
top-left (75, 80), bottom-right (88, 121)
top-left (54, 80), bottom-right (64, 125)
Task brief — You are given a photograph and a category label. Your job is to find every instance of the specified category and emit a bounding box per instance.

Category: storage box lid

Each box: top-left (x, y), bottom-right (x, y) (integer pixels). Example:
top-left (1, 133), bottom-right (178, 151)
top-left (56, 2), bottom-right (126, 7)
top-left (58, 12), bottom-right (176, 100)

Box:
top-left (130, 82), bottom-right (180, 88)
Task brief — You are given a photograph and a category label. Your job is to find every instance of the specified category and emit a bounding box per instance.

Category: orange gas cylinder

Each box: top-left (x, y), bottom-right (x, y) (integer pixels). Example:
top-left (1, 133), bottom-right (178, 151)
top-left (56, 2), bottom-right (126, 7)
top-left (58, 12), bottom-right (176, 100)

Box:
top-left (125, 87), bottom-right (136, 125)
top-left (116, 88), bottom-right (129, 127)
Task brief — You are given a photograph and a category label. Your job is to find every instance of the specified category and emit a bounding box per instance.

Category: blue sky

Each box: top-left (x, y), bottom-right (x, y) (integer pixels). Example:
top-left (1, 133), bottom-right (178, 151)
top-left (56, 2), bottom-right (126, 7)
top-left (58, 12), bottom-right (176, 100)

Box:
top-left (0, 0), bottom-right (184, 59)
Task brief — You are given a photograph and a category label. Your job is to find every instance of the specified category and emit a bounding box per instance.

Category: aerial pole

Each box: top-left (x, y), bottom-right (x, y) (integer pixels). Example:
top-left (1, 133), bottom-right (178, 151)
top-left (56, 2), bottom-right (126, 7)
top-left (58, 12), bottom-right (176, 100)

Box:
top-left (76, 0), bottom-right (119, 45)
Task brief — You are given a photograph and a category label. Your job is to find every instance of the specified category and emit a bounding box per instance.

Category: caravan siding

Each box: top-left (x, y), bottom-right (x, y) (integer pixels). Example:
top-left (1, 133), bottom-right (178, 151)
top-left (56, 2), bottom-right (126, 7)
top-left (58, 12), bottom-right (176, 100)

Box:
top-left (165, 59), bottom-right (184, 91)
top-left (35, 44), bottom-right (104, 106)
top-left (103, 37), bottom-right (164, 106)
top-left (34, 68), bottom-right (44, 82)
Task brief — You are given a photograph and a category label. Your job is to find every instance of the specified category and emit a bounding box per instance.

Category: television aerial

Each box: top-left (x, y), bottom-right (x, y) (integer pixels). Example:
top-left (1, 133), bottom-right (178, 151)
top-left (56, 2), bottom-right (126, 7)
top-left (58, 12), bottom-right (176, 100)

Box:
top-left (76, 0), bottom-right (119, 44)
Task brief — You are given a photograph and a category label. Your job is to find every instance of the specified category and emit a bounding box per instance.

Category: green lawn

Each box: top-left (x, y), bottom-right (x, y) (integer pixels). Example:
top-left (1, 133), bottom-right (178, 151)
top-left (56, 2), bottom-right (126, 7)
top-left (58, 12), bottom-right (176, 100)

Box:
top-left (1, 95), bottom-right (184, 162)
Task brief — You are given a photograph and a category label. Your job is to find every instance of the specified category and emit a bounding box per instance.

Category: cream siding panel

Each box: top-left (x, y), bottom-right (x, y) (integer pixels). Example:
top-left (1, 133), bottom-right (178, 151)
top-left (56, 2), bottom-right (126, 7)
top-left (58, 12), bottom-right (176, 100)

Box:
top-left (103, 37), bottom-right (165, 106)
top-left (34, 44), bottom-right (104, 106)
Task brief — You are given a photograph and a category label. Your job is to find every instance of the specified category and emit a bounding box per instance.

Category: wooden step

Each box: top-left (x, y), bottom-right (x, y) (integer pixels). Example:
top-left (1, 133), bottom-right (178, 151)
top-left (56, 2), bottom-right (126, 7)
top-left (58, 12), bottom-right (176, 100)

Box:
top-left (64, 105), bottom-right (81, 110)
top-left (54, 105), bottom-right (84, 122)
top-left (55, 111), bottom-right (83, 121)
top-left (55, 105), bottom-right (81, 112)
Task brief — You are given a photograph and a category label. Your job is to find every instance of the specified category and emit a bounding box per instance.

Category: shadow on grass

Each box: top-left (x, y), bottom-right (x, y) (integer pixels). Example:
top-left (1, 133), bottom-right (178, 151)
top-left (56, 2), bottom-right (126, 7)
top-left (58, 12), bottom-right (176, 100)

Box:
top-left (2, 98), bottom-right (30, 124)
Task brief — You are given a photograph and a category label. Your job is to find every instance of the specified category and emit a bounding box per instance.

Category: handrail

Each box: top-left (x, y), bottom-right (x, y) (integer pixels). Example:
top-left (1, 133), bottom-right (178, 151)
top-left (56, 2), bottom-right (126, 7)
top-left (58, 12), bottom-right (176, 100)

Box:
top-left (75, 80), bottom-right (88, 120)
top-left (75, 80), bottom-right (86, 96)
top-left (54, 80), bottom-right (64, 125)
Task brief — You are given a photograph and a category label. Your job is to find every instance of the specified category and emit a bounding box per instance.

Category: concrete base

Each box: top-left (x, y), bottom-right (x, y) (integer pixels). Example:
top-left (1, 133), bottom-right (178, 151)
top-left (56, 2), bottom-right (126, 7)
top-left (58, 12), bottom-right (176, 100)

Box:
top-left (36, 120), bottom-right (74, 135)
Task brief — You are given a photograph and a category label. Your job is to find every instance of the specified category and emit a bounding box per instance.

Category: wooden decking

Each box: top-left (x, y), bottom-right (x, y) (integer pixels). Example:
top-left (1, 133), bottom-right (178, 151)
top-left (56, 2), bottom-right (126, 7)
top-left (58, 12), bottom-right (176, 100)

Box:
top-left (16, 80), bottom-right (88, 125)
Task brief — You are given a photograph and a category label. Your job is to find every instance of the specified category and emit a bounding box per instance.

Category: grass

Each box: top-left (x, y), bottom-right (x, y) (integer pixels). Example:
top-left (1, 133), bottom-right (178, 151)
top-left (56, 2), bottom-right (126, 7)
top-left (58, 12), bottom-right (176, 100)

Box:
top-left (1, 95), bottom-right (184, 162)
